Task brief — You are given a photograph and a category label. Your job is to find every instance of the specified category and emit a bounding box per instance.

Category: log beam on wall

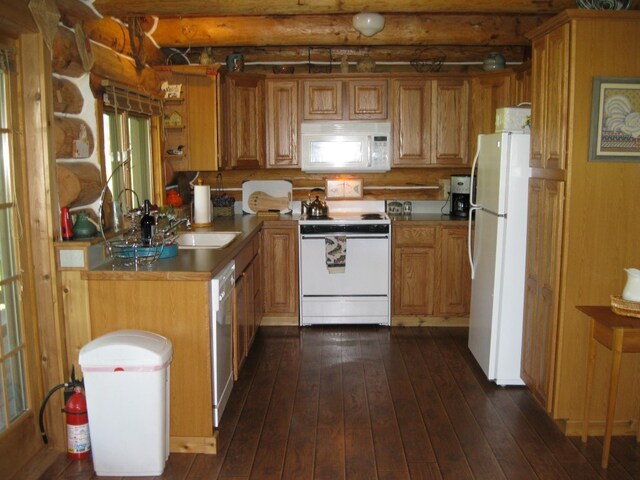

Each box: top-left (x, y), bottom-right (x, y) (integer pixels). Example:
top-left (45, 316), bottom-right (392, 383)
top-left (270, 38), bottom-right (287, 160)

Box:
top-left (152, 14), bottom-right (547, 48)
top-left (52, 77), bottom-right (84, 114)
top-left (91, 41), bottom-right (162, 95)
top-left (93, 0), bottom-right (575, 17)
top-left (83, 17), bottom-right (166, 66)
top-left (56, 162), bottom-right (103, 207)
top-left (52, 25), bottom-right (88, 77)
top-left (54, 116), bottom-right (94, 159)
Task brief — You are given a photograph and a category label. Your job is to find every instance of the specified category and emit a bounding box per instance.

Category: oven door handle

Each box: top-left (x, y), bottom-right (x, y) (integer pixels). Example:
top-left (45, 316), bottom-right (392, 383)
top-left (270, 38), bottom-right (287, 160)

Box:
top-left (300, 235), bottom-right (389, 240)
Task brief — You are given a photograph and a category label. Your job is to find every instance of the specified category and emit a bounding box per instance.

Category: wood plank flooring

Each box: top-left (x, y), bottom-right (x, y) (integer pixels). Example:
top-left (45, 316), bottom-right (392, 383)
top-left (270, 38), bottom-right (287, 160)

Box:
top-left (13, 326), bottom-right (640, 480)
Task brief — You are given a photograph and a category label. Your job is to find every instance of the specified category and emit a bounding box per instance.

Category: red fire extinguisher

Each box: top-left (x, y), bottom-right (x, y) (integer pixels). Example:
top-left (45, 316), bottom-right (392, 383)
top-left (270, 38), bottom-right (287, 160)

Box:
top-left (64, 386), bottom-right (90, 459)
top-left (39, 366), bottom-right (91, 460)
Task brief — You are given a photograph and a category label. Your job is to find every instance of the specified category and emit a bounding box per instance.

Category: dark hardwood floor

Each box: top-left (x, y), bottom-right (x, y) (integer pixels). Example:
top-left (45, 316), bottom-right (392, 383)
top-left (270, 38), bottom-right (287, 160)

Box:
top-left (14, 326), bottom-right (640, 479)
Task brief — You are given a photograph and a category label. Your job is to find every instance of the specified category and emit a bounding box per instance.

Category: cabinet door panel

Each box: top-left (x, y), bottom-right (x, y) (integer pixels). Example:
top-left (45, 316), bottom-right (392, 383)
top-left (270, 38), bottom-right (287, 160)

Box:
top-left (233, 274), bottom-right (248, 379)
top-left (432, 79), bottom-right (469, 165)
top-left (303, 80), bottom-right (342, 120)
top-left (348, 79), bottom-right (387, 120)
top-left (227, 76), bottom-right (265, 169)
top-left (393, 247), bottom-right (435, 315)
top-left (470, 74), bottom-right (512, 156)
top-left (262, 226), bottom-right (298, 316)
top-left (266, 80), bottom-right (298, 168)
top-left (392, 79), bottom-right (431, 166)
top-left (530, 37), bottom-right (547, 169)
top-left (437, 226), bottom-right (471, 315)
top-left (544, 25), bottom-right (569, 171)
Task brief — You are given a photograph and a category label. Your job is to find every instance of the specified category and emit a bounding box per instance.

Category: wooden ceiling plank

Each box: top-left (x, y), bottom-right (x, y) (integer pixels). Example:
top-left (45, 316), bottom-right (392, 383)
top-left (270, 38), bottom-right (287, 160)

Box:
top-left (151, 14), bottom-right (547, 48)
top-left (92, 0), bottom-right (576, 17)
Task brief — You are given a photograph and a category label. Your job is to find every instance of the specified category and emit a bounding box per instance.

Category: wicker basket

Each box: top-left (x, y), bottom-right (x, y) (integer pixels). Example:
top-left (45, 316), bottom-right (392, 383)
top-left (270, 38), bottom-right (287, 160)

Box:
top-left (610, 295), bottom-right (640, 318)
top-left (212, 206), bottom-right (234, 217)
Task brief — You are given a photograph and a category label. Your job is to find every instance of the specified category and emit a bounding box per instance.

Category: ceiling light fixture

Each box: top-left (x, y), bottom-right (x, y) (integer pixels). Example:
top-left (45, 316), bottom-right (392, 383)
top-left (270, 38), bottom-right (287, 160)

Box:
top-left (352, 12), bottom-right (385, 37)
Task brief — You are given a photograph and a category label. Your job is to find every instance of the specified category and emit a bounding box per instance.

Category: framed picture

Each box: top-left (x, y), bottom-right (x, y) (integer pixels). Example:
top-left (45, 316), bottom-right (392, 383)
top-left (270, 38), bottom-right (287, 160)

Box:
top-left (589, 77), bottom-right (640, 162)
top-left (325, 178), bottom-right (364, 199)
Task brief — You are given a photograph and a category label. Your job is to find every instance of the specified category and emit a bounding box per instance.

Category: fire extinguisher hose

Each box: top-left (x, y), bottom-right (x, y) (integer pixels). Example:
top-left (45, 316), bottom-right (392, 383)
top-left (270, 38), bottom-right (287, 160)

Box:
top-left (38, 382), bottom-right (69, 444)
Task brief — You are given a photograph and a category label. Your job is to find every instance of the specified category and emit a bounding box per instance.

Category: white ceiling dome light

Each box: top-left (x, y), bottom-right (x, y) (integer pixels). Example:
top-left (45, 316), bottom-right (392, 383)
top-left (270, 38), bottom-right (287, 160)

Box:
top-left (352, 12), bottom-right (385, 37)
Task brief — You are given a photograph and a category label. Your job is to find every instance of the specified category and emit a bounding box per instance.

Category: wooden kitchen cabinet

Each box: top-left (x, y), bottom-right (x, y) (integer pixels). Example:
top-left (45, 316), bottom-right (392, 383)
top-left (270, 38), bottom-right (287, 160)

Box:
top-left (393, 222), bottom-right (471, 320)
top-left (391, 78), bottom-right (432, 167)
top-left (391, 77), bottom-right (469, 167)
top-left (347, 79), bottom-right (388, 120)
top-left (302, 79), bottom-right (343, 120)
top-left (393, 224), bottom-right (437, 315)
top-left (87, 279), bottom-right (217, 453)
top-left (163, 71), bottom-right (221, 171)
top-left (233, 232), bottom-right (261, 377)
top-left (266, 79), bottom-right (298, 168)
top-left (436, 225), bottom-right (472, 316)
top-left (431, 78), bottom-right (470, 165)
top-left (222, 73), bottom-right (265, 169)
top-left (301, 77), bottom-right (388, 121)
top-left (261, 222), bottom-right (298, 322)
top-left (521, 11), bottom-right (640, 436)
top-left (469, 72), bottom-right (513, 157)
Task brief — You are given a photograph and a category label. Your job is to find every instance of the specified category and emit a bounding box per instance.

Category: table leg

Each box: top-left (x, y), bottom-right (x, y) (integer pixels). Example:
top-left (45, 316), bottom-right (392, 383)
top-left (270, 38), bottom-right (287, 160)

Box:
top-left (582, 323), bottom-right (597, 443)
top-left (601, 329), bottom-right (624, 469)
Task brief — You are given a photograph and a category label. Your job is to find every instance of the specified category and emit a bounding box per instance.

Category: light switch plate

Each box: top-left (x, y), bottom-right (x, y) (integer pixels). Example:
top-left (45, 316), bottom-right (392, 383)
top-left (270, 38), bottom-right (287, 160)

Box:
top-left (326, 178), bottom-right (364, 199)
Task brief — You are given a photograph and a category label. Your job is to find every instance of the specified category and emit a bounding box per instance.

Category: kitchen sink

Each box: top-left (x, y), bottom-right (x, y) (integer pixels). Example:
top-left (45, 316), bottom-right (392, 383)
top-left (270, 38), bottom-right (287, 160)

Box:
top-left (175, 231), bottom-right (241, 249)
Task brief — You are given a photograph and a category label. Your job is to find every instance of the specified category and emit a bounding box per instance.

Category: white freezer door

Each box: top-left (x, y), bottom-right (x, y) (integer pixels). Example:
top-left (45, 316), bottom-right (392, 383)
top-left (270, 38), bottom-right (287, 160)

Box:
top-left (476, 132), bottom-right (530, 216)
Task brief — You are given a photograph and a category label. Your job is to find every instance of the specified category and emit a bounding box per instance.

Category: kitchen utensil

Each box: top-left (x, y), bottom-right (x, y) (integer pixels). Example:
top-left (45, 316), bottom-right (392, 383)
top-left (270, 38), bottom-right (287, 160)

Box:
top-left (248, 191), bottom-right (292, 212)
top-left (242, 180), bottom-right (292, 214)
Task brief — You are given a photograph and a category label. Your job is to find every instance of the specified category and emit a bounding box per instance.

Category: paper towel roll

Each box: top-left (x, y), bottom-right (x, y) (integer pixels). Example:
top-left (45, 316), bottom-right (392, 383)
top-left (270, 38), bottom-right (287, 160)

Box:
top-left (193, 184), bottom-right (211, 224)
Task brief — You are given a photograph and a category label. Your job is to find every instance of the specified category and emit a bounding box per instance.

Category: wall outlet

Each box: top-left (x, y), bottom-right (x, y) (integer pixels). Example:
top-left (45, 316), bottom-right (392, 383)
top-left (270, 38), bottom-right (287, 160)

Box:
top-left (439, 179), bottom-right (451, 198)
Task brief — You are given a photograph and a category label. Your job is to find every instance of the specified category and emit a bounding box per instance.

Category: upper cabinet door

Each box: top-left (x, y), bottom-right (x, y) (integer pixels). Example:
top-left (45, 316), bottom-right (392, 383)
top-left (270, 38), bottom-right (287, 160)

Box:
top-left (348, 79), bottom-right (388, 120)
top-left (469, 73), bottom-right (513, 157)
top-left (431, 78), bottom-right (470, 165)
top-left (266, 79), bottom-right (298, 168)
top-left (226, 74), bottom-right (265, 169)
top-left (391, 78), bottom-right (432, 167)
top-left (302, 79), bottom-right (343, 120)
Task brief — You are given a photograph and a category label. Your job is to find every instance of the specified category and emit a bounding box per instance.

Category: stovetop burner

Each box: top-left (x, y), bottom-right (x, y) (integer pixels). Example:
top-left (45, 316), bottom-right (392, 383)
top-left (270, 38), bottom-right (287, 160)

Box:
top-left (361, 213), bottom-right (384, 220)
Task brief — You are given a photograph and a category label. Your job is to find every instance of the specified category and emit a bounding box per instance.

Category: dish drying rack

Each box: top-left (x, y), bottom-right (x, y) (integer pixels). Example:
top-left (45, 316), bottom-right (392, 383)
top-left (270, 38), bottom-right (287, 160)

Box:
top-left (99, 191), bottom-right (184, 267)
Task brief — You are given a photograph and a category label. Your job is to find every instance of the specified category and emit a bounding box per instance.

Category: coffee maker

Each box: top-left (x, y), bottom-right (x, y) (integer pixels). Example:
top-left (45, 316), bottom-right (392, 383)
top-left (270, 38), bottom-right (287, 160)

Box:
top-left (450, 174), bottom-right (471, 217)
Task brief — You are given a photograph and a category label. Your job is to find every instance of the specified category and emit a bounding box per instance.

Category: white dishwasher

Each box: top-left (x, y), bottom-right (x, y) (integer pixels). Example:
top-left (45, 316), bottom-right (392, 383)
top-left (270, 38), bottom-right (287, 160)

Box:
top-left (211, 261), bottom-right (235, 427)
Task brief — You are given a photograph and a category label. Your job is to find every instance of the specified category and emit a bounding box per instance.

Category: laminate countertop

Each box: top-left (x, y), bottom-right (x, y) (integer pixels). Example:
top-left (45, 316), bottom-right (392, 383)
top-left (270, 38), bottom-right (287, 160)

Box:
top-left (82, 212), bottom-right (469, 281)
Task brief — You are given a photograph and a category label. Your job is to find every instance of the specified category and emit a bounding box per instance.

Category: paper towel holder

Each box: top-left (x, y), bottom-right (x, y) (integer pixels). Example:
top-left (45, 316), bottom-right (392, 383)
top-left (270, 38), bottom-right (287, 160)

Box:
top-left (192, 179), bottom-right (213, 227)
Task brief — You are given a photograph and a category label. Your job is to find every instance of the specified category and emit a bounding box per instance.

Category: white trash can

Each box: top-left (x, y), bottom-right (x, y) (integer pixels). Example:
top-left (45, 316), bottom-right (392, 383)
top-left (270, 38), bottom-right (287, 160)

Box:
top-left (79, 330), bottom-right (173, 476)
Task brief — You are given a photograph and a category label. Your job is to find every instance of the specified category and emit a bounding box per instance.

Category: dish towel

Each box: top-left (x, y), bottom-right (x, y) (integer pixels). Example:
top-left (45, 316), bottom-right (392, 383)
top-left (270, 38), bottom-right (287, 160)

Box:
top-left (325, 236), bottom-right (347, 274)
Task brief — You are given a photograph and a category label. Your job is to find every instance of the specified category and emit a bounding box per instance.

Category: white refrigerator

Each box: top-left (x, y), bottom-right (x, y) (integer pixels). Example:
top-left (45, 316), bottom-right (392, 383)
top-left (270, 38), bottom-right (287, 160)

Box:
top-left (467, 132), bottom-right (531, 386)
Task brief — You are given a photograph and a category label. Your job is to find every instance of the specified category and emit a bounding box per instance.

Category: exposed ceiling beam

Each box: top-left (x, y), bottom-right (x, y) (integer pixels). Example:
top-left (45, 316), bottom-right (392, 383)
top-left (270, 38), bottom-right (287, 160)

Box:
top-left (92, 0), bottom-right (576, 18)
top-left (152, 14), bottom-right (546, 48)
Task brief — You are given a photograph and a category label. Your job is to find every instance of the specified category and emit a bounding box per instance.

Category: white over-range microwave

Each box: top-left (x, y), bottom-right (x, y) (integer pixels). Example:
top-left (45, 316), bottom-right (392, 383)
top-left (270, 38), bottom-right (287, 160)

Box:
top-left (300, 121), bottom-right (392, 172)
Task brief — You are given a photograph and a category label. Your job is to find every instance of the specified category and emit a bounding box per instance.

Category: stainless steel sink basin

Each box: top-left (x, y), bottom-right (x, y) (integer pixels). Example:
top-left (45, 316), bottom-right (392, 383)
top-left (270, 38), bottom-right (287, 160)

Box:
top-left (175, 231), bottom-right (241, 249)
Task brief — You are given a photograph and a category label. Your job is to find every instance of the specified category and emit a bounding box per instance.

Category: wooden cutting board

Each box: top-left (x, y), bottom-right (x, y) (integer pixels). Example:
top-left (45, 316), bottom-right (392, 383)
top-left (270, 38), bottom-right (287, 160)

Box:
top-left (248, 191), bottom-right (291, 212)
top-left (242, 180), bottom-right (293, 214)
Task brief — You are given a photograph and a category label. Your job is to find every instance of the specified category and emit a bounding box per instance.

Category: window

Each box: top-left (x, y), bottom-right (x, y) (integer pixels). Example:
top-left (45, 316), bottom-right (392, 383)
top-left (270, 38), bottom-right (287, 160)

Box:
top-left (103, 110), bottom-right (153, 211)
top-left (0, 57), bottom-right (28, 433)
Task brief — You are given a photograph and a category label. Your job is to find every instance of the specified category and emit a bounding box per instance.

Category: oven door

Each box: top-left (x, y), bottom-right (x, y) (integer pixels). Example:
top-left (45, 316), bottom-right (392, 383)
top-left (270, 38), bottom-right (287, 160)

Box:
top-left (299, 233), bottom-right (390, 295)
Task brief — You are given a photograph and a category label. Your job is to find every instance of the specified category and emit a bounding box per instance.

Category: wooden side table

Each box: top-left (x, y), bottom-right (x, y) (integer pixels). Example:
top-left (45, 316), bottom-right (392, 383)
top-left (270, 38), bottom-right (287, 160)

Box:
top-left (578, 305), bottom-right (640, 468)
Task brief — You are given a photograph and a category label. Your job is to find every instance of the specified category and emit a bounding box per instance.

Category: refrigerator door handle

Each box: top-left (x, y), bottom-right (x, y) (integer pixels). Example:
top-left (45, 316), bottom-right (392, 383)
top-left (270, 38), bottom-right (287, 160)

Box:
top-left (468, 206), bottom-right (481, 280)
top-left (469, 140), bottom-right (480, 208)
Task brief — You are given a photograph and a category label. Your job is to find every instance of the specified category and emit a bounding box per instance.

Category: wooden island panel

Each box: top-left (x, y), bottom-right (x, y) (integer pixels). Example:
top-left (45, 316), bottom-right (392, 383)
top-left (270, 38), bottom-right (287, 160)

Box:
top-left (87, 279), bottom-right (217, 454)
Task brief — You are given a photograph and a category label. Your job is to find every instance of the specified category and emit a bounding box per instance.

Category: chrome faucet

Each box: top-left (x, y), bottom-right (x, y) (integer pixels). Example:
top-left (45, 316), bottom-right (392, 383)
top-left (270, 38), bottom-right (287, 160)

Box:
top-left (162, 217), bottom-right (191, 237)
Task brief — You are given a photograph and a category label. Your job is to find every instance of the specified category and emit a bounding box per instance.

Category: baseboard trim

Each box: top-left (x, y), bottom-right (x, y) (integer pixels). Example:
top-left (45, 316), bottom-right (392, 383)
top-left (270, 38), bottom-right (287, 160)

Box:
top-left (392, 316), bottom-right (469, 327)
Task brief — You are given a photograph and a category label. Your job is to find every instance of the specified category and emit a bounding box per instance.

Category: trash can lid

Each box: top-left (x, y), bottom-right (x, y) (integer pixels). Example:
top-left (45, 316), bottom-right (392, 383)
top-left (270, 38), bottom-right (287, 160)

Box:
top-left (79, 330), bottom-right (173, 370)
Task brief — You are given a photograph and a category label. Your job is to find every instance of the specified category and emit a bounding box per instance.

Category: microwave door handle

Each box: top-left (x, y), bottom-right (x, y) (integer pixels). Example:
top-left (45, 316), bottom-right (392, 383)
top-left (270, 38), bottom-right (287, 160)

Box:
top-left (367, 136), bottom-right (372, 167)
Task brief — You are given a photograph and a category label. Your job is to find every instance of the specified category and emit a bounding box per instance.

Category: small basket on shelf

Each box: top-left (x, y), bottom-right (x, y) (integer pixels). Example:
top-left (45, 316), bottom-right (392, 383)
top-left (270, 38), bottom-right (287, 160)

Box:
top-left (212, 173), bottom-right (235, 217)
top-left (610, 295), bottom-right (640, 318)
top-left (410, 51), bottom-right (445, 73)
